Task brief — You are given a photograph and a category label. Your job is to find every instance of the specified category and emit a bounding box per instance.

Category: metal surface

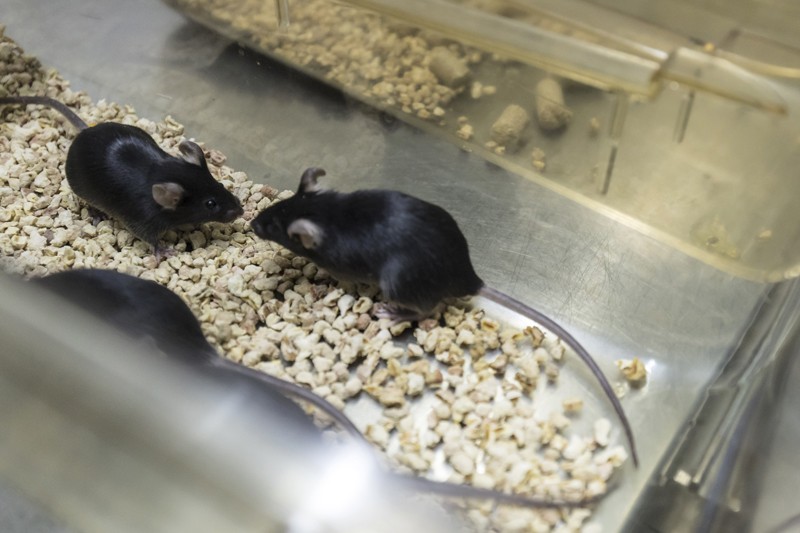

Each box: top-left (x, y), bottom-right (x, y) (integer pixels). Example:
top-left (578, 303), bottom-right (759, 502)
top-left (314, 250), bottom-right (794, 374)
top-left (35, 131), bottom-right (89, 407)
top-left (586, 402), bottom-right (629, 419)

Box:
top-left (624, 278), bottom-right (800, 532)
top-left (0, 0), bottom-right (796, 531)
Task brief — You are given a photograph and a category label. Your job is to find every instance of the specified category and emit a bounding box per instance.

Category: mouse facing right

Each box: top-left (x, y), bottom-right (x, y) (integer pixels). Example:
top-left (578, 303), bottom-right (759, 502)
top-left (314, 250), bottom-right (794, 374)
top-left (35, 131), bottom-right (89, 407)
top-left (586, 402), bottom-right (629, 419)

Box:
top-left (0, 95), bottom-right (243, 258)
top-left (31, 268), bottom-right (608, 509)
top-left (251, 167), bottom-right (638, 467)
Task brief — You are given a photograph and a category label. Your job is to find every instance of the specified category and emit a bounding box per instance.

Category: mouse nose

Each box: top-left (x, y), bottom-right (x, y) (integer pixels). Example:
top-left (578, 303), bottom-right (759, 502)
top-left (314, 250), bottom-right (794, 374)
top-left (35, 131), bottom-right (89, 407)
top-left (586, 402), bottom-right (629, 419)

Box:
top-left (223, 205), bottom-right (244, 222)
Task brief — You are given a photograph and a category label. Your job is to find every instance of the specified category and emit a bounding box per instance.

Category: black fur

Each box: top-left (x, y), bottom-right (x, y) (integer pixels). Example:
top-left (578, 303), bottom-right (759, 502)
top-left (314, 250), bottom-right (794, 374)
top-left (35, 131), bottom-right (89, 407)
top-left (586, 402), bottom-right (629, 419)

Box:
top-left (30, 269), bottom-right (363, 439)
top-left (251, 168), bottom-right (638, 466)
top-left (32, 268), bottom-right (216, 362)
top-left (66, 122), bottom-right (243, 251)
top-left (0, 96), bottom-right (243, 254)
top-left (251, 177), bottom-right (484, 315)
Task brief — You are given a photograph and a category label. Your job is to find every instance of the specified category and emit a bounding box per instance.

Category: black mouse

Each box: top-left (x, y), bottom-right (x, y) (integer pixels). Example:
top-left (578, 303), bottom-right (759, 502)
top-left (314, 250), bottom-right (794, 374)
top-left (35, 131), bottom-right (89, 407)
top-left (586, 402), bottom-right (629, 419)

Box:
top-left (251, 167), bottom-right (638, 467)
top-left (30, 268), bottom-right (603, 509)
top-left (0, 95), bottom-right (243, 258)
top-left (29, 268), bottom-right (361, 438)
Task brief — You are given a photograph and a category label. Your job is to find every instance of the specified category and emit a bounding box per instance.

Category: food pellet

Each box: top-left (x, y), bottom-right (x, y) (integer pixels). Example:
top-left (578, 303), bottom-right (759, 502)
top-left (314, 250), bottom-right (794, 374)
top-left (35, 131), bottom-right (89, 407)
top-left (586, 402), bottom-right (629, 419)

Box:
top-left (429, 46), bottom-right (470, 88)
top-left (535, 78), bottom-right (572, 131)
top-left (563, 397), bottom-right (584, 413)
top-left (531, 147), bottom-right (546, 171)
top-left (616, 357), bottom-right (647, 386)
top-left (490, 104), bottom-right (529, 146)
top-left (456, 123), bottom-right (474, 140)
top-left (589, 116), bottom-right (601, 137)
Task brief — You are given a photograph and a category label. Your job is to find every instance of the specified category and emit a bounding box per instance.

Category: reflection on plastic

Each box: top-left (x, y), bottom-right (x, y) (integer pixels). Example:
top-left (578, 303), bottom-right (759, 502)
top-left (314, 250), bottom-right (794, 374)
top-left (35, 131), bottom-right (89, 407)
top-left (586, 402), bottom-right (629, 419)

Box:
top-left (288, 446), bottom-right (379, 533)
top-left (0, 273), bottom-right (459, 533)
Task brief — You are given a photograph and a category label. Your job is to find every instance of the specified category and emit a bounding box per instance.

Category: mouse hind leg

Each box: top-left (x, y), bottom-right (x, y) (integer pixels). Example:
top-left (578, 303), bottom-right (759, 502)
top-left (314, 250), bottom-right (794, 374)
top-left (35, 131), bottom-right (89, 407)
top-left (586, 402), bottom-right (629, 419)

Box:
top-left (373, 302), bottom-right (431, 323)
top-left (376, 259), bottom-right (441, 322)
top-left (86, 204), bottom-right (109, 225)
top-left (126, 220), bottom-right (173, 263)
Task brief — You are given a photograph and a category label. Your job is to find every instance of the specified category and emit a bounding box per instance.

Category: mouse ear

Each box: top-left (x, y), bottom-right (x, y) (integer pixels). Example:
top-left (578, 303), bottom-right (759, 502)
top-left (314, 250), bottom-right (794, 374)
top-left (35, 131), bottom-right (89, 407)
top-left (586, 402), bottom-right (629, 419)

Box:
top-left (152, 182), bottom-right (185, 210)
top-left (287, 218), bottom-right (324, 249)
top-left (297, 167), bottom-right (326, 194)
top-left (178, 140), bottom-right (207, 168)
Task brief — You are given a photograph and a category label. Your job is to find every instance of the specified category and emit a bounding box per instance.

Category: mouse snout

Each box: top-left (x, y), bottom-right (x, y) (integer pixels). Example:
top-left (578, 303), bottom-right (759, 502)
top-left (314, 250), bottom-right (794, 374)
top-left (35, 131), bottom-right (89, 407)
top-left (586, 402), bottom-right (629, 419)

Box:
top-left (223, 205), bottom-right (244, 222)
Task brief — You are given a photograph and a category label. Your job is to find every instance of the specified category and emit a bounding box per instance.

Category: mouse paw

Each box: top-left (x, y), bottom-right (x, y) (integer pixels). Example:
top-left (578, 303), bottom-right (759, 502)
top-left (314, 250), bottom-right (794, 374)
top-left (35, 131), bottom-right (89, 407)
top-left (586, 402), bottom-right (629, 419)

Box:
top-left (374, 303), bottom-right (427, 324)
top-left (87, 206), bottom-right (109, 225)
top-left (153, 246), bottom-right (175, 264)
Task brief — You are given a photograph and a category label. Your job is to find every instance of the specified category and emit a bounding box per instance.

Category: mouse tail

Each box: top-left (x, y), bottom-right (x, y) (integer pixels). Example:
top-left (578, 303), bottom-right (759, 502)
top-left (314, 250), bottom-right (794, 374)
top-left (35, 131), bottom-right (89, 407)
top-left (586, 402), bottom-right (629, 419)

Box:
top-left (0, 95), bottom-right (88, 131)
top-left (213, 356), bottom-right (368, 444)
top-left (478, 286), bottom-right (638, 468)
top-left (398, 473), bottom-right (613, 508)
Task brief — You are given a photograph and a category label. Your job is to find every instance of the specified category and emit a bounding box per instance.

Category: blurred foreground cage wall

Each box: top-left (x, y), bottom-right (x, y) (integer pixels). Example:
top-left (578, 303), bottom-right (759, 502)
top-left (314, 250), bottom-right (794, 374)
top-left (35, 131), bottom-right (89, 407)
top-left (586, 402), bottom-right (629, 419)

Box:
top-left (163, 0), bottom-right (800, 282)
top-left (0, 273), bottom-right (459, 533)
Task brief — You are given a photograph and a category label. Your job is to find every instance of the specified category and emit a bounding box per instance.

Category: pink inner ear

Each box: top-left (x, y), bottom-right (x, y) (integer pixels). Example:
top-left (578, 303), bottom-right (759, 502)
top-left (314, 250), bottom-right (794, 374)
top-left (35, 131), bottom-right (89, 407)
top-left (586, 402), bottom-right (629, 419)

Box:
top-left (287, 218), bottom-right (324, 249)
top-left (152, 182), bottom-right (185, 210)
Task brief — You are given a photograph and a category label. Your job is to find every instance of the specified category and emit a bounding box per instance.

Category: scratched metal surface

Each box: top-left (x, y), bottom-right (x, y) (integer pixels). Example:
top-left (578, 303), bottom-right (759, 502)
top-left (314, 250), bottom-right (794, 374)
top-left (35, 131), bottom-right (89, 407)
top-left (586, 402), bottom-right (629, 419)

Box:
top-left (0, 0), bottom-right (786, 531)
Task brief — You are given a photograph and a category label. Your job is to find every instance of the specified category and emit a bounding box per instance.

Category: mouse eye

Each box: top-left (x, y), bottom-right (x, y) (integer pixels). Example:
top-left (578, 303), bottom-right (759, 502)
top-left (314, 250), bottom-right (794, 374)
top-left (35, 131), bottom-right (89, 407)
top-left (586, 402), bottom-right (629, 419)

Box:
top-left (205, 199), bottom-right (218, 210)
